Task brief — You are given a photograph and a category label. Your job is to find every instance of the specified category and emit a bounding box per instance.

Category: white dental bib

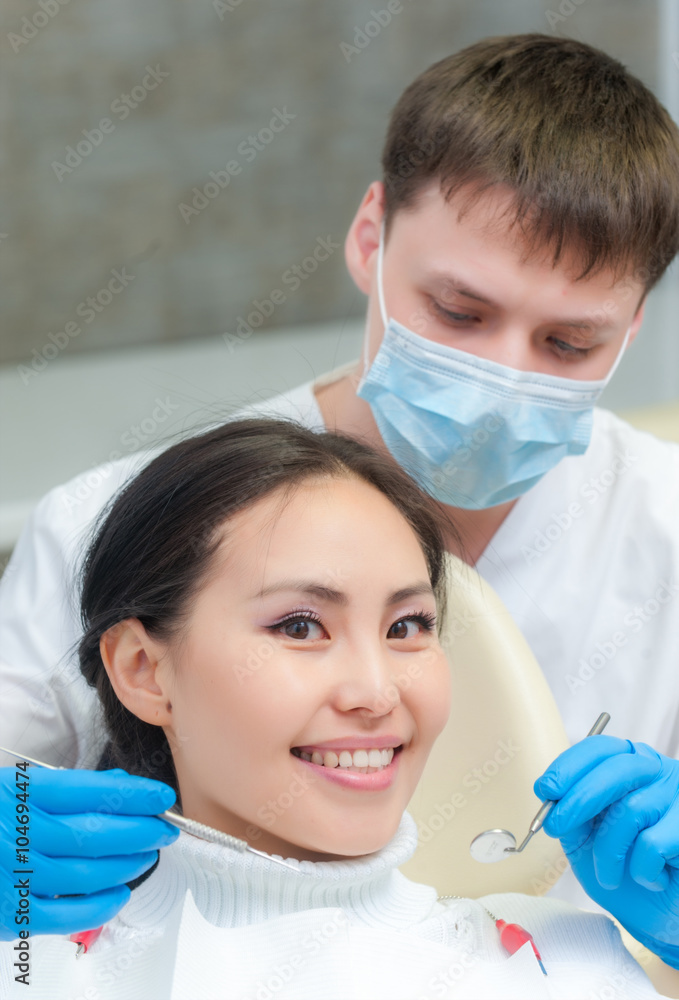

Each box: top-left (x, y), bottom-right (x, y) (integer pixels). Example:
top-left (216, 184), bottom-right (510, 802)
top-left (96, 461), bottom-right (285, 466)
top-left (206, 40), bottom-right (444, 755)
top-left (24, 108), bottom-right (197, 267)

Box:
top-left (0, 811), bottom-right (665, 999)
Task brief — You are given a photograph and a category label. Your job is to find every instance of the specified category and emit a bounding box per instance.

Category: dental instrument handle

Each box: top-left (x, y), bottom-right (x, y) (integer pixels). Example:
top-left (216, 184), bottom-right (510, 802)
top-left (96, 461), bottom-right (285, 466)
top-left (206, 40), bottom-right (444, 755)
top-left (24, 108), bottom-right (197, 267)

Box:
top-left (0, 747), bottom-right (62, 770)
top-left (159, 810), bottom-right (300, 870)
top-left (585, 712), bottom-right (611, 739)
top-left (510, 712), bottom-right (611, 854)
top-left (0, 746), bottom-right (300, 873)
top-left (160, 809), bottom-right (249, 849)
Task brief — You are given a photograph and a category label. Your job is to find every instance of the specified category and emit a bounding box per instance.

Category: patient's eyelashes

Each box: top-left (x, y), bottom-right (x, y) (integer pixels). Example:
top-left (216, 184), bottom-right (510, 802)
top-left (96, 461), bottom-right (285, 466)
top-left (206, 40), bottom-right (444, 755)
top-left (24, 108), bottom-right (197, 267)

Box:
top-left (388, 611), bottom-right (437, 638)
top-left (270, 611), bottom-right (326, 640)
top-left (266, 609), bottom-right (437, 642)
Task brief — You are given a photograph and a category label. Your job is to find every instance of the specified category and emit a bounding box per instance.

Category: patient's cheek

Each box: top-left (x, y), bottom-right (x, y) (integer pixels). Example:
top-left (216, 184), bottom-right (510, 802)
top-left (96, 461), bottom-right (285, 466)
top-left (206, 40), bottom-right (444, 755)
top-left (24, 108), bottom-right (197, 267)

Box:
top-left (431, 653), bottom-right (452, 734)
top-left (406, 648), bottom-right (451, 738)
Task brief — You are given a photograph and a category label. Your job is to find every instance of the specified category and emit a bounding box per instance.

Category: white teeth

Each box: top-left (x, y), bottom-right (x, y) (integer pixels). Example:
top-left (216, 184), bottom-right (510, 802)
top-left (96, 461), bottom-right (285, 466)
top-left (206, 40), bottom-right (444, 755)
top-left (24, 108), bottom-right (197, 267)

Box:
top-left (296, 747), bottom-right (397, 770)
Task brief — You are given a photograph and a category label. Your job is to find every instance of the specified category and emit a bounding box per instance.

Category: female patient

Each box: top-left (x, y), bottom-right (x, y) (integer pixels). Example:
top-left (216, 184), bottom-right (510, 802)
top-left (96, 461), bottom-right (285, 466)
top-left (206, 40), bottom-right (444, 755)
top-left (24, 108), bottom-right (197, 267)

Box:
top-left (0, 418), bottom-right (666, 999)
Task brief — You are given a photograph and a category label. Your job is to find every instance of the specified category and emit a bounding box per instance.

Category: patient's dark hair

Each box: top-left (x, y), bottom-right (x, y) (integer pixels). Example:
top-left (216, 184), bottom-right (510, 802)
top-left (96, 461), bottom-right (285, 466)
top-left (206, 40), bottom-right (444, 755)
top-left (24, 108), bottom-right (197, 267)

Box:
top-left (79, 418), bottom-right (455, 800)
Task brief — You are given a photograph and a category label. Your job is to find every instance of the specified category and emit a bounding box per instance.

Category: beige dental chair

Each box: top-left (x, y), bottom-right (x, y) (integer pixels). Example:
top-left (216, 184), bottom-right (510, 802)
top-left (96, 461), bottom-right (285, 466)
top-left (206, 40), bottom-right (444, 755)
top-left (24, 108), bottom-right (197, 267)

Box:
top-left (401, 552), bottom-right (679, 996)
top-left (400, 553), bottom-right (568, 898)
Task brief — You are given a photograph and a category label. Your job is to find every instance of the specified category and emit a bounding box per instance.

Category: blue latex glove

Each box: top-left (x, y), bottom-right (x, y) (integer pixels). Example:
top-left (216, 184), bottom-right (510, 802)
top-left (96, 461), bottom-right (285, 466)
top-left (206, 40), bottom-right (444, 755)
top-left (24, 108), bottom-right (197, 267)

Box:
top-left (0, 766), bottom-right (179, 940)
top-left (534, 736), bottom-right (679, 968)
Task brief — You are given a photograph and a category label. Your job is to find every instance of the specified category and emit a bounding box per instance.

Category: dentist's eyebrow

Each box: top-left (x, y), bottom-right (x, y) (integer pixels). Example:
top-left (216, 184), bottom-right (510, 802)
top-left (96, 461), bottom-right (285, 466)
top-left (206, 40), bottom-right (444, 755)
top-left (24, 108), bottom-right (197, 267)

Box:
top-left (427, 269), bottom-right (499, 307)
top-left (426, 269), bottom-right (615, 333)
top-left (253, 580), bottom-right (435, 605)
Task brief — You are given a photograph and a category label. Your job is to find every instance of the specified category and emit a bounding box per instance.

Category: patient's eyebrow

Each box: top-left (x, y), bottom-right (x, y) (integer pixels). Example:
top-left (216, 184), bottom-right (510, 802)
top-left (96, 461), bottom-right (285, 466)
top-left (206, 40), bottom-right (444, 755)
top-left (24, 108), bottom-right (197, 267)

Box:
top-left (253, 579), bottom-right (434, 605)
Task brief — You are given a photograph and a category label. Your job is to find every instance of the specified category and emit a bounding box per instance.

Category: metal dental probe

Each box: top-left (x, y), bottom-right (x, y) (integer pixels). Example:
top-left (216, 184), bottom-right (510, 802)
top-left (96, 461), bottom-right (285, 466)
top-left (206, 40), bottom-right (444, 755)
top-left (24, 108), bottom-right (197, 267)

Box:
top-left (0, 746), bottom-right (301, 871)
top-left (469, 712), bottom-right (611, 863)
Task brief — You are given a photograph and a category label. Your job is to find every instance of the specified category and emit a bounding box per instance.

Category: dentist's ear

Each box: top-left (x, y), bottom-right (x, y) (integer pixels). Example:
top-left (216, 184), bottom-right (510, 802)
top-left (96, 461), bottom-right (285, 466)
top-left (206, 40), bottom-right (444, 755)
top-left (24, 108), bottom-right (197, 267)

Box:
top-left (344, 180), bottom-right (385, 294)
top-left (100, 618), bottom-right (174, 727)
top-left (627, 296), bottom-right (646, 348)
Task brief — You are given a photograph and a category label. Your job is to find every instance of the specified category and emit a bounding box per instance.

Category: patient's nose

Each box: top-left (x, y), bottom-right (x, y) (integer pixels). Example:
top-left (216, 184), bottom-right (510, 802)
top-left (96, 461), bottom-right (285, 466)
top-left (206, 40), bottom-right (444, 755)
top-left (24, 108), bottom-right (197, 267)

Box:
top-left (332, 644), bottom-right (402, 716)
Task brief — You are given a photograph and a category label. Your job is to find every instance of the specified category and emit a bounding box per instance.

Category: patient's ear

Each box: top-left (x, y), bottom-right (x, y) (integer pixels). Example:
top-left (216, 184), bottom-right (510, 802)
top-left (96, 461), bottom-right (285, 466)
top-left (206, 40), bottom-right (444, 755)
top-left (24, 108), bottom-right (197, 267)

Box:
top-left (100, 618), bottom-right (174, 726)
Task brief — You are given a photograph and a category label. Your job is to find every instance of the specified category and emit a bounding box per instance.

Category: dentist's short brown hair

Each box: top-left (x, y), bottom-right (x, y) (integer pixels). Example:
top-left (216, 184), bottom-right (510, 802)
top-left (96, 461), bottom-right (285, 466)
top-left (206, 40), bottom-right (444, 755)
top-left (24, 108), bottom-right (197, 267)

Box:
top-left (381, 34), bottom-right (679, 291)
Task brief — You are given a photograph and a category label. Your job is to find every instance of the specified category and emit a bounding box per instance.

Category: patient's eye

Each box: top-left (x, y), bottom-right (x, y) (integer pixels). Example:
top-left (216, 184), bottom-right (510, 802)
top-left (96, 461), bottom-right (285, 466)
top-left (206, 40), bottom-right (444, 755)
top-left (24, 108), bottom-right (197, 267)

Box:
top-left (284, 621), bottom-right (316, 639)
top-left (388, 611), bottom-right (437, 639)
top-left (270, 612), bottom-right (327, 640)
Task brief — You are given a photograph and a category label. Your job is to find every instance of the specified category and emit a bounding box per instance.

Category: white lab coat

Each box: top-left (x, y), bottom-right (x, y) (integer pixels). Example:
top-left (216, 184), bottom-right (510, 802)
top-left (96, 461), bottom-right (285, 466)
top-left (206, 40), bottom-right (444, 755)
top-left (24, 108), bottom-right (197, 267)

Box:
top-left (1, 360), bottom-right (679, 908)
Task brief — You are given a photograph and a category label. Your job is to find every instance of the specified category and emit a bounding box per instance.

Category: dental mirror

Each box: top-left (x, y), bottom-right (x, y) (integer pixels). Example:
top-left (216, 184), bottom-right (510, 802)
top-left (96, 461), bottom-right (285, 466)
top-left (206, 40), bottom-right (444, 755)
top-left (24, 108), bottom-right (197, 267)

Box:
top-left (469, 828), bottom-right (518, 863)
top-left (469, 712), bottom-right (610, 864)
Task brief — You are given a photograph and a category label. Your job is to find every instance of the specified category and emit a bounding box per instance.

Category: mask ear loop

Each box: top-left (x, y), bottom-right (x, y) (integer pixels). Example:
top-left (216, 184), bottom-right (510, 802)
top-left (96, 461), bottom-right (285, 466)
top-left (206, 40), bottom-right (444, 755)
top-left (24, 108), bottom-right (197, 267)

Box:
top-left (601, 325), bottom-right (632, 386)
top-left (361, 219), bottom-right (389, 379)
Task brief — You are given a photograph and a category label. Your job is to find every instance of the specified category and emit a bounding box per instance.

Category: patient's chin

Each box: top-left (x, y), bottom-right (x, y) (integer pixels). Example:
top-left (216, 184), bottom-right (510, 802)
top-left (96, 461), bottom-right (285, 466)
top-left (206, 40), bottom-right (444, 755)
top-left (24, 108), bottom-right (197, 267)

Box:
top-left (295, 818), bottom-right (401, 861)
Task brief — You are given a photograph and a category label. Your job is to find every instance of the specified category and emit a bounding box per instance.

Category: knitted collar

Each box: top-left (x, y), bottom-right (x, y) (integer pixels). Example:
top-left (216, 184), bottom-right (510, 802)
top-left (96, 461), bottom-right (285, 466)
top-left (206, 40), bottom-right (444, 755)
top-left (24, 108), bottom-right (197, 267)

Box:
top-left (116, 810), bottom-right (439, 932)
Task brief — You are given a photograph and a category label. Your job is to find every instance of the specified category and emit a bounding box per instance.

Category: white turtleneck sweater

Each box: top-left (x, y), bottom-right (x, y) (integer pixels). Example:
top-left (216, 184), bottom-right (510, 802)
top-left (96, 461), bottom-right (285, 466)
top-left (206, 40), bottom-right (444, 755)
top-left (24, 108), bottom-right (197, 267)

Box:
top-left (0, 811), bottom-right (668, 999)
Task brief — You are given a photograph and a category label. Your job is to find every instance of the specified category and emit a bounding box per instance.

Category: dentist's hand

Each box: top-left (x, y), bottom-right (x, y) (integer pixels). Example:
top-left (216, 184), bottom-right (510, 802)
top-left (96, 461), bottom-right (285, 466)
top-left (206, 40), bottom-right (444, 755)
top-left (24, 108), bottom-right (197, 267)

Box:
top-left (534, 736), bottom-right (679, 967)
top-left (0, 766), bottom-right (179, 940)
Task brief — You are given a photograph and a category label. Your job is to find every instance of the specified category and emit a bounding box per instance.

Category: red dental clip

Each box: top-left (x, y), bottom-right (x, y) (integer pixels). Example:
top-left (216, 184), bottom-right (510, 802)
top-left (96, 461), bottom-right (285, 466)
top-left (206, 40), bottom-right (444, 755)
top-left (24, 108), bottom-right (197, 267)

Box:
top-left (495, 918), bottom-right (548, 976)
top-left (69, 926), bottom-right (103, 958)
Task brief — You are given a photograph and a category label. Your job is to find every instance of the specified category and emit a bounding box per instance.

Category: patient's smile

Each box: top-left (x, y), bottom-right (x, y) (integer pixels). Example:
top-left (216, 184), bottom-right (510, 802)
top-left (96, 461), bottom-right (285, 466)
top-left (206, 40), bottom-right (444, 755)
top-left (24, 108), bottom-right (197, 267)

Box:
top-left (291, 745), bottom-right (401, 771)
top-left (290, 743), bottom-right (404, 791)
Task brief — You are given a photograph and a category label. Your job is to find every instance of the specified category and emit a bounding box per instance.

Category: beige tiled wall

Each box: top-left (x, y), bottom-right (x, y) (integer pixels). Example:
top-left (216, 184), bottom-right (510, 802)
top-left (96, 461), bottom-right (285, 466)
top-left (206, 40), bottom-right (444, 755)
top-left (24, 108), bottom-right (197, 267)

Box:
top-left (0, 0), bottom-right (663, 367)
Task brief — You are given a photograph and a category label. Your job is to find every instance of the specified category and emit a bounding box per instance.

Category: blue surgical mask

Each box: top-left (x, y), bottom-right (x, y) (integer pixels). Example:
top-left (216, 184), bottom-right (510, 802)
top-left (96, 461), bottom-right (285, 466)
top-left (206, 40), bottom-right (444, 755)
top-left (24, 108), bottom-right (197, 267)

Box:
top-left (356, 222), bottom-right (631, 509)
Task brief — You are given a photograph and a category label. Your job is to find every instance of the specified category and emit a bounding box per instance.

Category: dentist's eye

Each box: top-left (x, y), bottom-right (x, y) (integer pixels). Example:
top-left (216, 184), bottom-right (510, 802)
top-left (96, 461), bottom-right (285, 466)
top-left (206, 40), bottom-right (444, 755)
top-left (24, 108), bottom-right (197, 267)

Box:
top-left (432, 301), bottom-right (480, 325)
top-left (269, 612), bottom-right (327, 640)
top-left (388, 611), bottom-right (437, 639)
top-left (549, 337), bottom-right (593, 359)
